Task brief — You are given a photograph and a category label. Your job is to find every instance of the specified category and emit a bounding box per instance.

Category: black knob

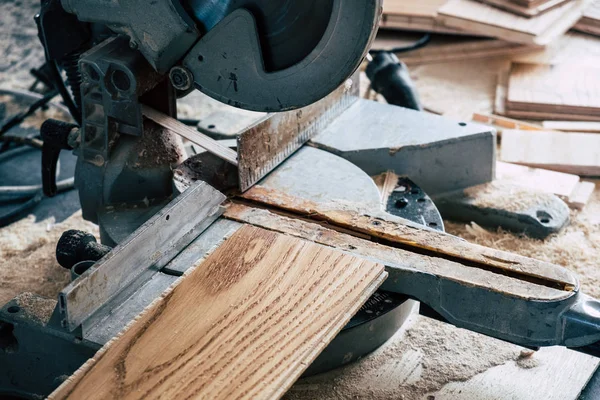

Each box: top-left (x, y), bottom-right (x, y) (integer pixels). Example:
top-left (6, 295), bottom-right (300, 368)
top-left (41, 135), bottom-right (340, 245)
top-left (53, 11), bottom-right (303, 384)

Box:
top-left (56, 229), bottom-right (112, 269)
top-left (41, 119), bottom-right (77, 197)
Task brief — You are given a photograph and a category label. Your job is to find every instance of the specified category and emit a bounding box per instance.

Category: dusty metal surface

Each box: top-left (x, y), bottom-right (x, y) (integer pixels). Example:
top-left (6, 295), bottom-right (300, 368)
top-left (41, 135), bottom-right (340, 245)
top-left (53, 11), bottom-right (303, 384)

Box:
top-left (236, 73), bottom-right (359, 191)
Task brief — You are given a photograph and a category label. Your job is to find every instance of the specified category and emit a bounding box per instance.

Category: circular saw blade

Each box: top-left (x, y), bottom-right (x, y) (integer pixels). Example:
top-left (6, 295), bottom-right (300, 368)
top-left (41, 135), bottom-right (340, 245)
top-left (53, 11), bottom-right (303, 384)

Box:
top-left (181, 0), bottom-right (382, 111)
top-left (184, 0), bottom-right (335, 72)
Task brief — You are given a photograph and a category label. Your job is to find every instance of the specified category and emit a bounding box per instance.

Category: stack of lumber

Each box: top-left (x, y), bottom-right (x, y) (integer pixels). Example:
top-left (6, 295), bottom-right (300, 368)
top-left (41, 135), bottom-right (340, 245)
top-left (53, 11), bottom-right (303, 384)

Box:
top-left (437, 0), bottom-right (591, 45)
top-left (574, 0), bottom-right (600, 36)
top-left (381, 0), bottom-right (593, 45)
top-left (497, 62), bottom-right (600, 121)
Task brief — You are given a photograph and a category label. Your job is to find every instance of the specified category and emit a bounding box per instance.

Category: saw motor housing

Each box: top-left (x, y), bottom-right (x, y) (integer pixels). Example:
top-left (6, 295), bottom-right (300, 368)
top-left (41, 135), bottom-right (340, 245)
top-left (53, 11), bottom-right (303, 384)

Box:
top-left (36, 0), bottom-right (382, 243)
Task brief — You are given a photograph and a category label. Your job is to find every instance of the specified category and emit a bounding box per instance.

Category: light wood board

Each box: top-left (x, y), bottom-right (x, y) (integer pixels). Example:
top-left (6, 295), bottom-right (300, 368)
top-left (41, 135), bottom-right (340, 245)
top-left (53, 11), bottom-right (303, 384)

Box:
top-left (438, 0), bottom-right (590, 45)
top-left (506, 62), bottom-right (600, 120)
top-left (473, 113), bottom-right (544, 136)
top-left (477, 0), bottom-right (572, 17)
top-left (50, 225), bottom-right (386, 400)
top-left (496, 161), bottom-right (595, 208)
top-left (501, 129), bottom-right (600, 176)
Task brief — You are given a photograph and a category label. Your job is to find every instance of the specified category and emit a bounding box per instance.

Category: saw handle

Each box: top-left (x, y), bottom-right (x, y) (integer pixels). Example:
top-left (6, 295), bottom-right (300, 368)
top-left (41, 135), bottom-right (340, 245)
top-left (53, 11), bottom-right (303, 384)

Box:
top-left (40, 119), bottom-right (77, 197)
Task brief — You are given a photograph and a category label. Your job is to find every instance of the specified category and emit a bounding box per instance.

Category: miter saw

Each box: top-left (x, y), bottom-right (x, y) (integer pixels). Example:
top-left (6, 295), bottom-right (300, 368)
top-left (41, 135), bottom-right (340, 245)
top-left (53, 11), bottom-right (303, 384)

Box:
top-left (1, 0), bottom-right (599, 398)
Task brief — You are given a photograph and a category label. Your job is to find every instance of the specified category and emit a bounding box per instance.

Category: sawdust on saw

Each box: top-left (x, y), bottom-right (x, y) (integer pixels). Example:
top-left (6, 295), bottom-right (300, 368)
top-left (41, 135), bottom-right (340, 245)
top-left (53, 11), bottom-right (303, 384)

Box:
top-left (0, 212), bottom-right (99, 306)
top-left (286, 315), bottom-right (524, 400)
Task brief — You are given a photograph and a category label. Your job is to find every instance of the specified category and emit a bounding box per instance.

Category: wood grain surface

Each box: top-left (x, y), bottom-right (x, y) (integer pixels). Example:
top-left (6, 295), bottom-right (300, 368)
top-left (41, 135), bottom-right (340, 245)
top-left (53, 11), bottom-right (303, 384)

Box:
top-left (50, 225), bottom-right (385, 400)
top-left (501, 129), bottom-right (600, 176)
top-left (438, 0), bottom-right (588, 44)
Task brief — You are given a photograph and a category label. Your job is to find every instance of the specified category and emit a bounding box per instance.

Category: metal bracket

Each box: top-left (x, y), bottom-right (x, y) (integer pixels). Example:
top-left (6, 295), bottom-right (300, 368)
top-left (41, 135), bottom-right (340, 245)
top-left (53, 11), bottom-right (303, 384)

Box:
top-left (58, 181), bottom-right (226, 333)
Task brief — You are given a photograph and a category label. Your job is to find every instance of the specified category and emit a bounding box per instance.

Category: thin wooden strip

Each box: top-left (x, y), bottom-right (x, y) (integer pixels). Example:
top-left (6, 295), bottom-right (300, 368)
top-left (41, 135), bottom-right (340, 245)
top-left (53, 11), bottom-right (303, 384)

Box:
top-left (50, 225), bottom-right (385, 400)
top-left (143, 105), bottom-right (239, 166)
top-left (472, 113), bottom-right (544, 134)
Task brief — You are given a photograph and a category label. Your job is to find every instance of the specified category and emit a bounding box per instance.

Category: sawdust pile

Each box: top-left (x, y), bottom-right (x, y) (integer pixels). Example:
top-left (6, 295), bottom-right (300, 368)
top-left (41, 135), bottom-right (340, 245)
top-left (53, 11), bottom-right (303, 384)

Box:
top-left (446, 180), bottom-right (600, 298)
top-left (463, 181), bottom-right (558, 213)
top-left (0, 212), bottom-right (99, 305)
top-left (287, 315), bottom-right (523, 400)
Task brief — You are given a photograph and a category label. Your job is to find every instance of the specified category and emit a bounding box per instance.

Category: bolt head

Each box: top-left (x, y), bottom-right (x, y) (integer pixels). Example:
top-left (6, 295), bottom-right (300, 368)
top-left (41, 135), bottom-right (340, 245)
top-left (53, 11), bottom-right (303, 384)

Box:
top-left (169, 66), bottom-right (193, 91)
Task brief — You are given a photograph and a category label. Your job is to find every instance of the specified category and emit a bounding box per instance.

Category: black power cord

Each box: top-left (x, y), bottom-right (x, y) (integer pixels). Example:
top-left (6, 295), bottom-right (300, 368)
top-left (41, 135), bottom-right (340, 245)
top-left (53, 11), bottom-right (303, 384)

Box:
top-left (366, 34), bottom-right (431, 111)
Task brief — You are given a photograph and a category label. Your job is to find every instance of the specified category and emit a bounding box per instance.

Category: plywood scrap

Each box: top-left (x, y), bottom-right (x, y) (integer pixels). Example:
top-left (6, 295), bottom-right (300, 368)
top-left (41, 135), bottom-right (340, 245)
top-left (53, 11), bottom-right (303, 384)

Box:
top-left (50, 225), bottom-right (385, 400)
top-left (501, 130), bottom-right (600, 176)
top-left (497, 161), bottom-right (595, 208)
top-left (574, 0), bottom-right (600, 36)
top-left (477, 0), bottom-right (572, 17)
top-left (504, 62), bottom-right (600, 121)
top-left (438, 0), bottom-right (590, 45)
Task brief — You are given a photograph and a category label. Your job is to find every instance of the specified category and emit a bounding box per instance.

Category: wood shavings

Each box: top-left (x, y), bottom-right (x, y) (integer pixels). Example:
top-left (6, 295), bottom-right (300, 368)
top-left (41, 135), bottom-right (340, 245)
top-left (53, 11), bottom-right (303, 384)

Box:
top-left (286, 315), bottom-right (523, 400)
top-left (446, 180), bottom-right (600, 298)
top-left (0, 212), bottom-right (99, 306)
top-left (463, 181), bottom-right (557, 212)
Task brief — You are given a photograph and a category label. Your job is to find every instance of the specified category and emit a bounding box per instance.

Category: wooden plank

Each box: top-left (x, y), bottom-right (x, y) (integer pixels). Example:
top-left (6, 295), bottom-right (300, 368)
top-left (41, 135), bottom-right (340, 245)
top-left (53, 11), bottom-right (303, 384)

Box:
top-left (542, 121), bottom-right (600, 132)
top-left (496, 161), bottom-right (591, 208)
top-left (50, 225), bottom-right (385, 400)
top-left (142, 105), bottom-right (239, 166)
top-left (506, 62), bottom-right (600, 118)
top-left (500, 129), bottom-right (600, 176)
top-left (438, 0), bottom-right (589, 45)
top-left (477, 0), bottom-right (572, 18)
